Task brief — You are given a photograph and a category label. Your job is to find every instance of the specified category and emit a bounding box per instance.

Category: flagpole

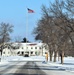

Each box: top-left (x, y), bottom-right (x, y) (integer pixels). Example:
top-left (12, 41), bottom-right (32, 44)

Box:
top-left (26, 8), bottom-right (30, 56)
top-left (26, 8), bottom-right (28, 43)
top-left (25, 8), bottom-right (28, 56)
top-left (26, 8), bottom-right (34, 56)
top-left (26, 8), bottom-right (34, 42)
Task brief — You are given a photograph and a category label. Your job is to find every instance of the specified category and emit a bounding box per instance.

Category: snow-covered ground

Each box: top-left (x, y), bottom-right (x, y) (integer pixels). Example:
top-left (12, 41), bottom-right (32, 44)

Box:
top-left (50, 57), bottom-right (74, 71)
top-left (42, 57), bottom-right (74, 72)
top-left (0, 56), bottom-right (46, 66)
top-left (0, 56), bottom-right (46, 62)
top-left (0, 56), bottom-right (74, 73)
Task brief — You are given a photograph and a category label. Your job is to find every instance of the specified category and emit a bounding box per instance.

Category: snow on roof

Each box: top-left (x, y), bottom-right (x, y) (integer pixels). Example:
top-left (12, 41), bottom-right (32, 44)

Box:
top-left (3, 42), bottom-right (46, 47)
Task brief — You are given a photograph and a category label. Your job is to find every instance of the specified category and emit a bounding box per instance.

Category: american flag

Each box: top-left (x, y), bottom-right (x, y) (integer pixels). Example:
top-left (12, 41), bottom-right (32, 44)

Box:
top-left (27, 8), bottom-right (34, 13)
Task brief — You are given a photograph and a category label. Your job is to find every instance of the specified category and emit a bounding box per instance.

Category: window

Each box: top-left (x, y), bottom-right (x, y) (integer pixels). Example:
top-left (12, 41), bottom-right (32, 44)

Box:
top-left (31, 47), bottom-right (33, 49)
top-left (35, 47), bottom-right (37, 49)
top-left (31, 51), bottom-right (33, 54)
top-left (8, 52), bottom-right (10, 54)
top-left (13, 47), bottom-right (16, 49)
top-left (8, 47), bottom-right (10, 49)
top-left (21, 52), bottom-right (24, 55)
top-left (45, 47), bottom-right (47, 49)
top-left (3, 52), bottom-right (5, 54)
top-left (27, 47), bottom-right (28, 49)
top-left (45, 52), bottom-right (47, 54)
top-left (35, 51), bottom-right (37, 55)
top-left (17, 47), bottom-right (19, 49)
top-left (39, 47), bottom-right (42, 49)
top-left (17, 51), bottom-right (20, 54)
top-left (22, 47), bottom-right (23, 49)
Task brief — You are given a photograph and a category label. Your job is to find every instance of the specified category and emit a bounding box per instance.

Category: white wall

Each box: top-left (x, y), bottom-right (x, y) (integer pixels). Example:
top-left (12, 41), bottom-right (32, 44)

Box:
top-left (1, 43), bottom-right (49, 56)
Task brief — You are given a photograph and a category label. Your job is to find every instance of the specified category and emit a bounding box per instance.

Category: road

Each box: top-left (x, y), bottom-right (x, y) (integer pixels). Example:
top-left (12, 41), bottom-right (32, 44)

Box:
top-left (0, 61), bottom-right (47, 75)
top-left (0, 61), bottom-right (74, 75)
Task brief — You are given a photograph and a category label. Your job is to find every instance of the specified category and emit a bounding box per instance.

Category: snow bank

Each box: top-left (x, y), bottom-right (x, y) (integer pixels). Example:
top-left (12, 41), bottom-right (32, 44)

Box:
top-left (0, 56), bottom-right (46, 62)
top-left (0, 61), bottom-right (9, 66)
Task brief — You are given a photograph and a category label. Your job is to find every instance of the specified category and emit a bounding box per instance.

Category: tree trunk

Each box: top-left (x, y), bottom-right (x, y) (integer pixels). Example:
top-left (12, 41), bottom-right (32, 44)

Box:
top-left (53, 51), bottom-right (57, 62)
top-left (61, 50), bottom-right (64, 64)
top-left (58, 53), bottom-right (60, 61)
top-left (1, 46), bottom-right (3, 55)
top-left (49, 51), bottom-right (53, 61)
top-left (50, 54), bottom-right (52, 61)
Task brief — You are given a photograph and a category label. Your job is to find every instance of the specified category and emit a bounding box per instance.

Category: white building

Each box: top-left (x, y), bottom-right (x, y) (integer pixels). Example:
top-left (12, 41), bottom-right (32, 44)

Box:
top-left (2, 42), bottom-right (49, 57)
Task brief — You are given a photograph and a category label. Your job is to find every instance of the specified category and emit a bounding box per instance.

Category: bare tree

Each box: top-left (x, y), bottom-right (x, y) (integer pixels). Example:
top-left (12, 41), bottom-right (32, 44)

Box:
top-left (49, 0), bottom-right (74, 64)
top-left (0, 22), bottom-right (13, 43)
top-left (65, 0), bottom-right (74, 17)
top-left (33, 0), bottom-right (74, 64)
top-left (33, 5), bottom-right (55, 61)
top-left (0, 22), bottom-right (13, 56)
